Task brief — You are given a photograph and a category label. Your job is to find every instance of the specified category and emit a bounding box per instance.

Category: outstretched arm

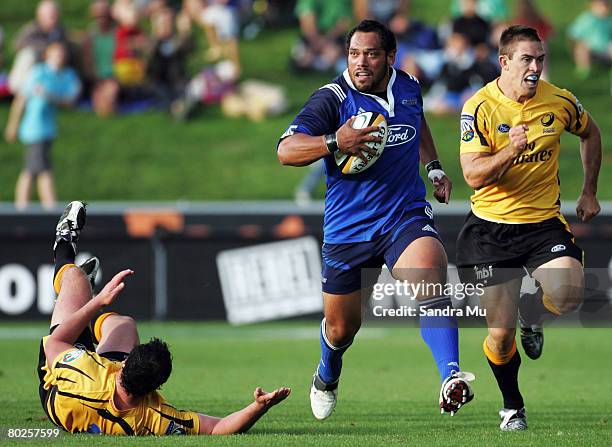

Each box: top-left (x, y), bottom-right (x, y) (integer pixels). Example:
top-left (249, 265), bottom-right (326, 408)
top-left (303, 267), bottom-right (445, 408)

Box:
top-left (576, 115), bottom-right (601, 222)
top-left (419, 117), bottom-right (452, 204)
top-left (44, 269), bottom-right (133, 367)
top-left (198, 387), bottom-right (291, 435)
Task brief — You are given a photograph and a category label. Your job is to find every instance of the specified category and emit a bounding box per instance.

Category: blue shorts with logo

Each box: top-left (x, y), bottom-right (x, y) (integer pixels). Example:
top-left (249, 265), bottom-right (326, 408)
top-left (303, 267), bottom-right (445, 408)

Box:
top-left (321, 206), bottom-right (441, 294)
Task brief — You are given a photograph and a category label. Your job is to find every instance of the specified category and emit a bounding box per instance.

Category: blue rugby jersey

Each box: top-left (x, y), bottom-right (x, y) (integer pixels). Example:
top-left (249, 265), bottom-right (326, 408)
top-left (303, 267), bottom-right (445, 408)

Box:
top-left (279, 68), bottom-right (430, 243)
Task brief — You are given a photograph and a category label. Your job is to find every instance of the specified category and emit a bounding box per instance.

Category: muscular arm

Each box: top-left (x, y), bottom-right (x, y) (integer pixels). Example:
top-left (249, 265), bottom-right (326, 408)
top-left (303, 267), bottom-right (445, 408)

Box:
top-left (278, 117), bottom-right (381, 167)
top-left (419, 116), bottom-right (439, 164)
top-left (460, 149), bottom-right (518, 190)
top-left (198, 387), bottom-right (291, 435)
top-left (277, 133), bottom-right (330, 166)
top-left (460, 124), bottom-right (528, 190)
top-left (576, 115), bottom-right (602, 221)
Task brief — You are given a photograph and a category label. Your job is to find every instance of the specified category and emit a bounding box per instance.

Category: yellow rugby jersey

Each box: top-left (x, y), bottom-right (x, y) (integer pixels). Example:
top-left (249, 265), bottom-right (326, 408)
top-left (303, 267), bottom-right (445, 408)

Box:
top-left (459, 79), bottom-right (588, 223)
top-left (40, 341), bottom-right (200, 435)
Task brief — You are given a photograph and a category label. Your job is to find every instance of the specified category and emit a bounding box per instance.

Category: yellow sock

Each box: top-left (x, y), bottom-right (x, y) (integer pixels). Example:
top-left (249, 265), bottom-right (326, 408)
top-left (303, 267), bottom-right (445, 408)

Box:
top-left (53, 263), bottom-right (77, 294)
top-left (542, 294), bottom-right (562, 316)
top-left (93, 312), bottom-right (118, 343)
top-left (483, 336), bottom-right (517, 365)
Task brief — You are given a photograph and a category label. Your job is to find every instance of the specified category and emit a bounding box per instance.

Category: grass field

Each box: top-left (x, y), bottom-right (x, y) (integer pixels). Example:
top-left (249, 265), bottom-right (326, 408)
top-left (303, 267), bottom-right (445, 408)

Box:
top-left (0, 0), bottom-right (610, 202)
top-left (1, 322), bottom-right (610, 446)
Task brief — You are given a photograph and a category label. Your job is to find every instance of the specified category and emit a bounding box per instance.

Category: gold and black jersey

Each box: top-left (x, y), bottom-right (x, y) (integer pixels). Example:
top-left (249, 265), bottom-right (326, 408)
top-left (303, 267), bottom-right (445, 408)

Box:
top-left (460, 79), bottom-right (589, 223)
top-left (40, 340), bottom-right (200, 435)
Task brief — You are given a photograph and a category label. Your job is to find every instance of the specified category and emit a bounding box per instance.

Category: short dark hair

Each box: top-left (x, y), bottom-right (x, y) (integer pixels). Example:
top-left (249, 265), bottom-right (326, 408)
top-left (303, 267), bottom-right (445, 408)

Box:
top-left (346, 20), bottom-right (396, 53)
top-left (499, 25), bottom-right (541, 57)
top-left (121, 338), bottom-right (172, 398)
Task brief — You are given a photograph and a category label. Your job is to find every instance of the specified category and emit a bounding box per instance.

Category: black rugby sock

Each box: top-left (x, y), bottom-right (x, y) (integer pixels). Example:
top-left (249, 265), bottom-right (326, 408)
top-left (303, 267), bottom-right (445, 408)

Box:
top-left (488, 351), bottom-right (525, 410)
top-left (53, 240), bottom-right (76, 279)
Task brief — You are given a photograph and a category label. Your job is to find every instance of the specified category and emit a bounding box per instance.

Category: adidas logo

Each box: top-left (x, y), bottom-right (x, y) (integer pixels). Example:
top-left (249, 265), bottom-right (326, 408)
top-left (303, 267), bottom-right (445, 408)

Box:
top-left (357, 107), bottom-right (366, 114)
top-left (422, 224), bottom-right (437, 234)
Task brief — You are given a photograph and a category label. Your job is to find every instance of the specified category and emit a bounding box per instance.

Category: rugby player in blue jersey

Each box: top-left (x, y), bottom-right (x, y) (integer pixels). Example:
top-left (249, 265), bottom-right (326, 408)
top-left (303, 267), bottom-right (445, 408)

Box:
top-left (278, 20), bottom-right (475, 420)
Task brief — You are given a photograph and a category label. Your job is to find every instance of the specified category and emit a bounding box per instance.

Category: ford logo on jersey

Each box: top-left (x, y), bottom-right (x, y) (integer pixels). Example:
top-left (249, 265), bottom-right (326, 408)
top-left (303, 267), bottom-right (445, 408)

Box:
top-left (386, 124), bottom-right (417, 147)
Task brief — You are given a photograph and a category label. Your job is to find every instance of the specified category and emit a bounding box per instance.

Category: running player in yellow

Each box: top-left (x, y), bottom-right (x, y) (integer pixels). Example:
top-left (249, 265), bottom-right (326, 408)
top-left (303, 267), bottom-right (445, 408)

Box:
top-left (38, 201), bottom-right (290, 435)
top-left (456, 25), bottom-right (602, 430)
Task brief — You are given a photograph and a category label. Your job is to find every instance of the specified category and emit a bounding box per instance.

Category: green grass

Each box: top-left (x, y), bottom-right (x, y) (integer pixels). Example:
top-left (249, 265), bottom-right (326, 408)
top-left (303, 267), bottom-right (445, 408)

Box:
top-left (0, 322), bottom-right (611, 446)
top-left (0, 1), bottom-right (610, 202)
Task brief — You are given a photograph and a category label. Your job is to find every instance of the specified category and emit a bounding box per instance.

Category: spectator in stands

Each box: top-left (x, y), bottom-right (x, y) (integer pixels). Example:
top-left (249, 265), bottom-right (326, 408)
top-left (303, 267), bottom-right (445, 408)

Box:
top-left (112, 0), bottom-right (150, 88)
top-left (200, 1), bottom-right (242, 72)
top-left (424, 32), bottom-right (496, 115)
top-left (451, 0), bottom-right (491, 48)
top-left (394, 16), bottom-right (443, 87)
top-left (450, 0), bottom-right (509, 24)
top-left (290, 0), bottom-right (352, 73)
top-left (353, 0), bottom-right (408, 32)
top-left (4, 42), bottom-right (81, 211)
top-left (352, 0), bottom-right (442, 86)
top-left (180, 0), bottom-right (243, 73)
top-left (8, 0), bottom-right (71, 94)
top-left (513, 0), bottom-right (554, 79)
top-left (82, 0), bottom-right (120, 116)
top-left (568, 0), bottom-right (612, 79)
top-left (147, 7), bottom-right (194, 109)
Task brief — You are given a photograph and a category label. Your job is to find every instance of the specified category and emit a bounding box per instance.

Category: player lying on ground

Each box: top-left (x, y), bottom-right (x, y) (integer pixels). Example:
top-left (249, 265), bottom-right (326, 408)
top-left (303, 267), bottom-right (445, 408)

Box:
top-left (38, 201), bottom-right (291, 435)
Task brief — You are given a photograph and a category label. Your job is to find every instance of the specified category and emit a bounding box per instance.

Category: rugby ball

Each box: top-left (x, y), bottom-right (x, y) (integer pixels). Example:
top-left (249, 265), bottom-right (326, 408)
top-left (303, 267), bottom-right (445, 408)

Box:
top-left (334, 112), bottom-right (387, 174)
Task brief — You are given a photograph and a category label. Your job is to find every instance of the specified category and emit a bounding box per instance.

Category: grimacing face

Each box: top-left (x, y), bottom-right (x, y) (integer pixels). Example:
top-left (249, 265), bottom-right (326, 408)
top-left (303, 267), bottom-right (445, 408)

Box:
top-left (347, 31), bottom-right (395, 93)
top-left (500, 39), bottom-right (545, 99)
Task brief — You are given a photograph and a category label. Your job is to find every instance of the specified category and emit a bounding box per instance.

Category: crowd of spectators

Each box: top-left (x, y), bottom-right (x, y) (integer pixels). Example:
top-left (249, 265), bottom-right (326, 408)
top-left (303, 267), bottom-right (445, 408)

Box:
top-left (292, 0), bottom-right (611, 204)
top-left (2, 0), bottom-right (252, 118)
top-left (0, 0), bottom-right (609, 208)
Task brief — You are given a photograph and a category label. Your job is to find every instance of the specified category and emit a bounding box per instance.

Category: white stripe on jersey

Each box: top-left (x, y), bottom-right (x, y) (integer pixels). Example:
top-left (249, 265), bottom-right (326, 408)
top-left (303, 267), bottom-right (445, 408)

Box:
top-left (320, 83), bottom-right (346, 102)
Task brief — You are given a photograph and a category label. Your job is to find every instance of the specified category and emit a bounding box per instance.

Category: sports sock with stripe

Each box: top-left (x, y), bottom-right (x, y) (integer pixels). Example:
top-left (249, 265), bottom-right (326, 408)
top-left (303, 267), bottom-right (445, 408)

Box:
top-left (317, 318), bottom-right (352, 385)
top-left (53, 241), bottom-right (76, 285)
top-left (484, 338), bottom-right (524, 409)
top-left (419, 296), bottom-right (460, 381)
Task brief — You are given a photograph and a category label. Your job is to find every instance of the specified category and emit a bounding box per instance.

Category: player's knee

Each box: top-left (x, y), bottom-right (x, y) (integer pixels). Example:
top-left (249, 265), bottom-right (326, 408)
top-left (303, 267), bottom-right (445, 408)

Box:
top-left (102, 314), bottom-right (137, 335)
top-left (546, 286), bottom-right (583, 314)
top-left (554, 295), bottom-right (582, 314)
top-left (62, 265), bottom-right (87, 282)
top-left (115, 315), bottom-right (137, 330)
top-left (487, 328), bottom-right (515, 355)
top-left (325, 317), bottom-right (360, 346)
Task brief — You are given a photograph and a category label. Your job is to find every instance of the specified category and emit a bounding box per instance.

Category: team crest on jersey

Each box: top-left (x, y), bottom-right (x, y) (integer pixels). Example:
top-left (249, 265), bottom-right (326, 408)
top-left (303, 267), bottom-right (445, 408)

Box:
top-left (461, 129), bottom-right (475, 142)
top-left (540, 112), bottom-right (555, 127)
top-left (461, 116), bottom-right (475, 142)
top-left (165, 421), bottom-right (187, 435)
top-left (62, 349), bottom-right (85, 363)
